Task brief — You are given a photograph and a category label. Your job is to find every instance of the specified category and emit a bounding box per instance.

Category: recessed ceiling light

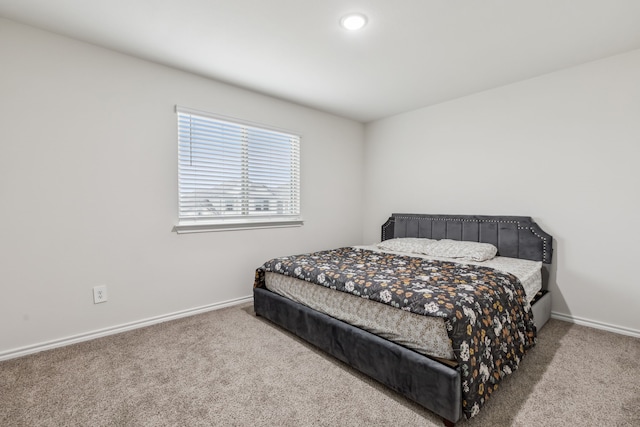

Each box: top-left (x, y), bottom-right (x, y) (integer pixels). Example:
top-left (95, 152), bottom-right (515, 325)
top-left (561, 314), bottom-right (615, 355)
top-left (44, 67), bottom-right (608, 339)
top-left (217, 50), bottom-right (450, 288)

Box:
top-left (340, 13), bottom-right (367, 31)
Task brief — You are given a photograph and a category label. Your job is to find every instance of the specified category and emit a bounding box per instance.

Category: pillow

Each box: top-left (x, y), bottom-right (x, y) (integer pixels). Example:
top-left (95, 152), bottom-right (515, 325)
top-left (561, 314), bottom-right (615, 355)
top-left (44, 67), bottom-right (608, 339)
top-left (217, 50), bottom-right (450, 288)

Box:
top-left (376, 238), bottom-right (437, 254)
top-left (424, 239), bottom-right (497, 262)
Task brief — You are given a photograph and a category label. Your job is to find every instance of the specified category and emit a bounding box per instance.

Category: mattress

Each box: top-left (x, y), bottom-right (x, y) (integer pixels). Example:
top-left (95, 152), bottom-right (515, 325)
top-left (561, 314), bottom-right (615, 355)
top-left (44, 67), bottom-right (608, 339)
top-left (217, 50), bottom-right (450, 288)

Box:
top-left (264, 245), bottom-right (542, 360)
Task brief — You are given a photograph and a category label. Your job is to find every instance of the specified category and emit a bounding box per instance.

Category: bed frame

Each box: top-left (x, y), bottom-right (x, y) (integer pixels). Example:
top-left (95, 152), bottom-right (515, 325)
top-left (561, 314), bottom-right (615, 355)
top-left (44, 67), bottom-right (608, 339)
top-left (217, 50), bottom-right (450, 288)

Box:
top-left (254, 213), bottom-right (553, 426)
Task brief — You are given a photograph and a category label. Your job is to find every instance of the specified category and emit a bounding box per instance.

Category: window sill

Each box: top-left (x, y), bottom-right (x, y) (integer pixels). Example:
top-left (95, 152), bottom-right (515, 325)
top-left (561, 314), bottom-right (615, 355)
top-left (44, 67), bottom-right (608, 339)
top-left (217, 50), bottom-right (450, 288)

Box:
top-left (173, 218), bottom-right (304, 234)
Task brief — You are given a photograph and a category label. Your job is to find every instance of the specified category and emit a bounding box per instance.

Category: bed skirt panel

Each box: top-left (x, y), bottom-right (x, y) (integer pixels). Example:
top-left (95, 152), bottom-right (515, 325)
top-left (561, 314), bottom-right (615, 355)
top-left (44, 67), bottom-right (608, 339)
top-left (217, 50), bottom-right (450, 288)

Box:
top-left (253, 287), bottom-right (462, 423)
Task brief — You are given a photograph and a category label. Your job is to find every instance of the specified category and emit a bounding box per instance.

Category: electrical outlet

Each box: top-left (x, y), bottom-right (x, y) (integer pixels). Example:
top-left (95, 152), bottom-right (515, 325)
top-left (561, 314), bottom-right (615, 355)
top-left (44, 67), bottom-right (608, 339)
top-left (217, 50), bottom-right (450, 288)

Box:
top-left (93, 285), bottom-right (108, 304)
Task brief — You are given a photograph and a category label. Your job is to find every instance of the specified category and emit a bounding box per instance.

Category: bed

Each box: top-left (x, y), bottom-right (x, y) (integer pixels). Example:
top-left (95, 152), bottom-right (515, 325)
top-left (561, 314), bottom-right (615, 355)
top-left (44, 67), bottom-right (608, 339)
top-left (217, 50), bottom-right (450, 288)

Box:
top-left (253, 213), bottom-right (553, 426)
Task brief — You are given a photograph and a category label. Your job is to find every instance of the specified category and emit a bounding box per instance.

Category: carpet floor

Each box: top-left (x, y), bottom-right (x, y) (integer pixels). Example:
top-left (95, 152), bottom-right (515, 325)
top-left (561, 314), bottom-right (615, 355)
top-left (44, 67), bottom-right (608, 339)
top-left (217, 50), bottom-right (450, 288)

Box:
top-left (1, 303), bottom-right (639, 426)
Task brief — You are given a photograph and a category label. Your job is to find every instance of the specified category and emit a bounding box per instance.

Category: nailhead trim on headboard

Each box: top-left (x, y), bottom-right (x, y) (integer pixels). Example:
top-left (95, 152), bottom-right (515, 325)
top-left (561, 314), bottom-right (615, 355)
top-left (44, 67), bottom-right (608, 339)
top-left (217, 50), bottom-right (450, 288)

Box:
top-left (381, 214), bottom-right (552, 264)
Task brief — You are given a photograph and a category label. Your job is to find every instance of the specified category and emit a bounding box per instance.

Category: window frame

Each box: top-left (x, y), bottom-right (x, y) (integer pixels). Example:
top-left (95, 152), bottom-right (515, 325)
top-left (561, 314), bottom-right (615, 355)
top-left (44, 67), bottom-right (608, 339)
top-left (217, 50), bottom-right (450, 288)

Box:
top-left (174, 106), bottom-right (303, 234)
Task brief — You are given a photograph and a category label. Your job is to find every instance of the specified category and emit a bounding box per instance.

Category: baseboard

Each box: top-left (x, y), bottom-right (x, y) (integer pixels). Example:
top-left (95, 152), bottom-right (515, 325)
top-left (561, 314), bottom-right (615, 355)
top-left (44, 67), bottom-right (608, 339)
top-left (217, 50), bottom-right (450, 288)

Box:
top-left (551, 311), bottom-right (640, 338)
top-left (5, 301), bottom-right (635, 362)
top-left (0, 295), bottom-right (254, 362)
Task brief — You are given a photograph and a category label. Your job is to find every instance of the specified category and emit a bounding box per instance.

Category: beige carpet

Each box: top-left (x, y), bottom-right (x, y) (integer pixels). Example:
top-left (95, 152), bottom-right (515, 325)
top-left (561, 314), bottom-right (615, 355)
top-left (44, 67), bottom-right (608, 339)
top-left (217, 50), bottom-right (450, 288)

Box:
top-left (1, 303), bottom-right (639, 426)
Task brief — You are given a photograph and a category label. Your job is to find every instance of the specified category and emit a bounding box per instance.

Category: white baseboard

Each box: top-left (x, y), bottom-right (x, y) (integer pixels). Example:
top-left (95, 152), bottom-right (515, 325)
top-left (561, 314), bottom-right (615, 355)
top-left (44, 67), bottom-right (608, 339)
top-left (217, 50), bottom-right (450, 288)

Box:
top-left (0, 295), bottom-right (254, 362)
top-left (551, 311), bottom-right (640, 338)
top-left (4, 300), bottom-right (635, 362)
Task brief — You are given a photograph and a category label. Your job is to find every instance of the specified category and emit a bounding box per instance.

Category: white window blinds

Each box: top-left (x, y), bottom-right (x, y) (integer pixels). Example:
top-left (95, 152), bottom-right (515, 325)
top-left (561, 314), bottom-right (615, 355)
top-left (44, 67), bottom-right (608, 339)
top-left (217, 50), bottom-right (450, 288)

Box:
top-left (176, 106), bottom-right (301, 230)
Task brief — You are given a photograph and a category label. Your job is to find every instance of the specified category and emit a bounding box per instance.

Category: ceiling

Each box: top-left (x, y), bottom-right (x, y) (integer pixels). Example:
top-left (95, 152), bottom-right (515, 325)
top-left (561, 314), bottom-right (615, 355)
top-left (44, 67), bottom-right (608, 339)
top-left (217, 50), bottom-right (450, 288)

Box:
top-left (2, 1), bottom-right (640, 123)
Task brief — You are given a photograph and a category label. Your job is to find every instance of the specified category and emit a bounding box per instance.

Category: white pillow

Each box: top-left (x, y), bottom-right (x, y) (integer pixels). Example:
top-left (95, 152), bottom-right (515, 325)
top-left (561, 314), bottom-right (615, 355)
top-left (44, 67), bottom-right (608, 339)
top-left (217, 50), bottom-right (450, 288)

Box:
top-left (425, 239), bottom-right (497, 262)
top-left (376, 238), bottom-right (437, 254)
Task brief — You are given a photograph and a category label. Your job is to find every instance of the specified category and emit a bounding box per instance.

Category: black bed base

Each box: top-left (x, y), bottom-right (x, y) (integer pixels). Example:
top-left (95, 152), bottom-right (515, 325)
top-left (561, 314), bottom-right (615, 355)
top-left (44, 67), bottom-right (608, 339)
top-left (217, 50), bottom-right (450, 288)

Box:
top-left (254, 286), bottom-right (462, 424)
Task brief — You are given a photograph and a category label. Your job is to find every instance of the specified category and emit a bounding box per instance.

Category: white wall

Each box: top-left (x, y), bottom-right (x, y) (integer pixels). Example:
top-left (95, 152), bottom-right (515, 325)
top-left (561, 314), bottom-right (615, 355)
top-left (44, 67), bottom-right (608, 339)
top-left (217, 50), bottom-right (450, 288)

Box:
top-left (0, 19), bottom-right (365, 356)
top-left (363, 50), bottom-right (640, 334)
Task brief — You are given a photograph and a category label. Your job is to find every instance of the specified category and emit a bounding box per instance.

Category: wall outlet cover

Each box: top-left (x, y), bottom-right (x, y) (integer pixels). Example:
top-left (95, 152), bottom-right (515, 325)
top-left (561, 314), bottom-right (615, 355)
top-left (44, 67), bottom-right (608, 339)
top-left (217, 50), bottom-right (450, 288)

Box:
top-left (93, 285), bottom-right (108, 304)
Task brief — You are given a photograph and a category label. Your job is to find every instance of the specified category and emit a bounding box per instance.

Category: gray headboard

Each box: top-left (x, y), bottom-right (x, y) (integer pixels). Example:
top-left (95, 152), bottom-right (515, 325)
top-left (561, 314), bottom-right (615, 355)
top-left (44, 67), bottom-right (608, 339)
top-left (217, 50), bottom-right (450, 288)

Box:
top-left (381, 214), bottom-right (553, 285)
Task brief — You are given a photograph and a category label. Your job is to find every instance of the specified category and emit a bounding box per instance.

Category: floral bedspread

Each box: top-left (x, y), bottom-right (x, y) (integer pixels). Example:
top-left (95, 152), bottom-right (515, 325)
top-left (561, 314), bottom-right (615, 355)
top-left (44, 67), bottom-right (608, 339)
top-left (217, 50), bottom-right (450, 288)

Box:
top-left (254, 247), bottom-right (537, 419)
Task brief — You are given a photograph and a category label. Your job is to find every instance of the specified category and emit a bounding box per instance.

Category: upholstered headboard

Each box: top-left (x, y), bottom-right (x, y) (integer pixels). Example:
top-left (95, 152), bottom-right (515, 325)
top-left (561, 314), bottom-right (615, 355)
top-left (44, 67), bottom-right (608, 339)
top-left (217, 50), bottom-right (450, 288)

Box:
top-left (381, 213), bottom-right (553, 287)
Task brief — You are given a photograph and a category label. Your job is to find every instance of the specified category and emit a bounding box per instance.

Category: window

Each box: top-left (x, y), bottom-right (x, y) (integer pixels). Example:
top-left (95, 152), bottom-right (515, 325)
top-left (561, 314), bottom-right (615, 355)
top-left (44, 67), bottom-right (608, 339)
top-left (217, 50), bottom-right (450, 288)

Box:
top-left (175, 106), bottom-right (302, 233)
